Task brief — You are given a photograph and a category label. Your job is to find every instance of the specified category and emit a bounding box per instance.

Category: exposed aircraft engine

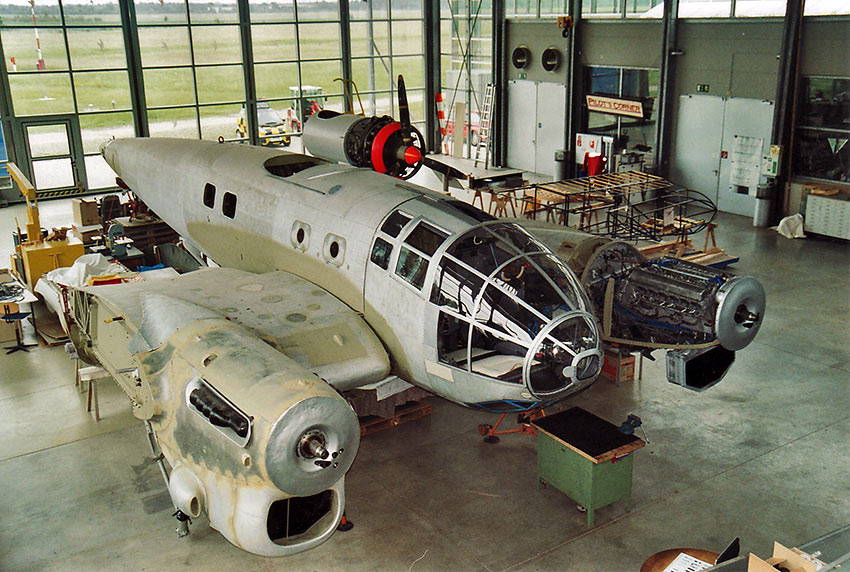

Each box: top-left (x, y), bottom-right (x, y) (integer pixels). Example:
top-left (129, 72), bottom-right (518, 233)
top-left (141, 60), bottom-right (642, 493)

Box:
top-left (303, 75), bottom-right (425, 179)
top-left (523, 224), bottom-right (765, 391)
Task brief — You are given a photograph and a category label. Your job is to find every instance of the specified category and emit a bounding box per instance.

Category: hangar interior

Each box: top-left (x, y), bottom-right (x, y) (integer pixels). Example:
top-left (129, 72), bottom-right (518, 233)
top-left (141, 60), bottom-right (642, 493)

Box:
top-left (0, 0), bottom-right (848, 570)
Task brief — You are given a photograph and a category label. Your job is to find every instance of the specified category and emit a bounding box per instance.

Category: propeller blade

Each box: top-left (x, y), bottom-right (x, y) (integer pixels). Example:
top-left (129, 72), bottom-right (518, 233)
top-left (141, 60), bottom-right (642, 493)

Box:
top-left (397, 74), bottom-right (412, 144)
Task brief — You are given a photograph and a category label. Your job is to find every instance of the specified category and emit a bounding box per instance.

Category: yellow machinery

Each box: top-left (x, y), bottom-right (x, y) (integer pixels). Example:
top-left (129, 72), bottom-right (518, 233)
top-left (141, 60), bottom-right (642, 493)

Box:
top-left (8, 162), bottom-right (84, 289)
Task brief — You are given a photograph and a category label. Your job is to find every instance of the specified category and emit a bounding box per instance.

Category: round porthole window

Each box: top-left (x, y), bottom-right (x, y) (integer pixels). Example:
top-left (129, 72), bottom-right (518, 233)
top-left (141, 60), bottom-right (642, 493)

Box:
top-left (541, 47), bottom-right (562, 72)
top-left (323, 234), bottom-right (346, 266)
top-left (290, 221), bottom-right (311, 251)
top-left (511, 46), bottom-right (531, 69)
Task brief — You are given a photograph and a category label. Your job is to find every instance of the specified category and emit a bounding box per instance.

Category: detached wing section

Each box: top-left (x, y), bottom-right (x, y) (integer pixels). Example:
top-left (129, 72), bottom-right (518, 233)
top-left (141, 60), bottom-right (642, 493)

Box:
top-left (63, 267), bottom-right (390, 556)
top-left (77, 266), bottom-right (390, 396)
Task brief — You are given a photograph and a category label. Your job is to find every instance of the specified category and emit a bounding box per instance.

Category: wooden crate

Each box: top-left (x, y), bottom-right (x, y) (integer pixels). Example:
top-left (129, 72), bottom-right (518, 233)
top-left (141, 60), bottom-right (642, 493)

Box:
top-left (602, 349), bottom-right (635, 383)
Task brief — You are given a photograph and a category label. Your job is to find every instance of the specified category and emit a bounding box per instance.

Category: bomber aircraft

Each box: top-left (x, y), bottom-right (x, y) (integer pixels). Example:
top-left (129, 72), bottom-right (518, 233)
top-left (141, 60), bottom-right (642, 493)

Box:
top-left (57, 90), bottom-right (763, 555)
top-left (61, 135), bottom-right (610, 556)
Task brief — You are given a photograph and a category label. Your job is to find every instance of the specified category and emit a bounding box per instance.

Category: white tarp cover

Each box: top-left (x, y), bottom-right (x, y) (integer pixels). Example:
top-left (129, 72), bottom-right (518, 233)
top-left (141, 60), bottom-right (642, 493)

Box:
top-left (773, 213), bottom-right (807, 239)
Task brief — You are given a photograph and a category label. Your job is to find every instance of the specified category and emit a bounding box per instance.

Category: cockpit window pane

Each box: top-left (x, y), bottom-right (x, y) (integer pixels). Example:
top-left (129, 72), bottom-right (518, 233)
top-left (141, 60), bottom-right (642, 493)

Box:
top-left (528, 315), bottom-right (599, 395)
top-left (430, 256), bottom-right (484, 316)
top-left (489, 224), bottom-right (546, 254)
top-left (448, 228), bottom-right (513, 276)
top-left (437, 311), bottom-right (470, 368)
top-left (515, 261), bottom-right (573, 316)
top-left (526, 253), bottom-right (585, 311)
top-left (405, 222), bottom-right (448, 257)
top-left (469, 324), bottom-right (526, 383)
top-left (396, 246), bottom-right (429, 289)
top-left (475, 283), bottom-right (543, 345)
top-left (381, 210), bottom-right (412, 238)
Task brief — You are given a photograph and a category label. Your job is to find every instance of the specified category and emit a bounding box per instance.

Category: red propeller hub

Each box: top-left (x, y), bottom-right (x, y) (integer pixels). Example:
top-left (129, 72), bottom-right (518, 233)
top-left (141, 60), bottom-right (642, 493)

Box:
top-left (403, 146), bottom-right (422, 165)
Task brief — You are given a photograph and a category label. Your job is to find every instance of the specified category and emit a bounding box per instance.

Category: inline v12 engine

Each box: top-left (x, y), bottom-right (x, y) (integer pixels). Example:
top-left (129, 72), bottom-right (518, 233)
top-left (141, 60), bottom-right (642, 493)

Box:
top-left (524, 225), bottom-right (765, 391)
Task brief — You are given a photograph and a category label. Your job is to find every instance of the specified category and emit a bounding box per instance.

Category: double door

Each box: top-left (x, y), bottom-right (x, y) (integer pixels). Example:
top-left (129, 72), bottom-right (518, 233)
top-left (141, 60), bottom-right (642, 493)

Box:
top-left (671, 95), bottom-right (775, 216)
top-left (507, 80), bottom-right (567, 179)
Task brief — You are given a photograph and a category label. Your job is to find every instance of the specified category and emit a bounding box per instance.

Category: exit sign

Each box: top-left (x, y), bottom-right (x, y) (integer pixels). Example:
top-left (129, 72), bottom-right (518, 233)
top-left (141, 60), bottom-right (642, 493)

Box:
top-left (696, 84), bottom-right (710, 93)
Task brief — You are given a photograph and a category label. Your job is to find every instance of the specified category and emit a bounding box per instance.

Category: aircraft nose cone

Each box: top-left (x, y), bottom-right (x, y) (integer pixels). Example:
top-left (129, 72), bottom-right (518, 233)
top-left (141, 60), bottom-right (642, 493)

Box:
top-left (715, 275), bottom-right (766, 351)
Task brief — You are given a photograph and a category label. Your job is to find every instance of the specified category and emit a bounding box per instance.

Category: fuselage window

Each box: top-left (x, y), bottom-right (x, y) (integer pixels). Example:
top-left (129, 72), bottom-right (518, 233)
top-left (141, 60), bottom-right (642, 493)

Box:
top-left (203, 183), bottom-right (216, 208)
top-left (404, 221), bottom-right (448, 256)
top-left (381, 210), bottom-right (412, 238)
top-left (222, 192), bottom-right (237, 219)
top-left (396, 246), bottom-right (429, 289)
top-left (370, 237), bottom-right (393, 270)
top-left (394, 221), bottom-right (449, 290)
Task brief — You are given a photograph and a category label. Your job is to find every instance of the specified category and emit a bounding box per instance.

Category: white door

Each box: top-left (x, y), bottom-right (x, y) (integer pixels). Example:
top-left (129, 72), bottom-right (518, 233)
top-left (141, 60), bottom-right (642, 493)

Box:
top-left (535, 82), bottom-right (567, 179)
top-left (672, 95), bottom-right (775, 216)
top-left (717, 98), bottom-right (774, 216)
top-left (671, 94), bottom-right (725, 203)
top-left (507, 80), bottom-right (537, 173)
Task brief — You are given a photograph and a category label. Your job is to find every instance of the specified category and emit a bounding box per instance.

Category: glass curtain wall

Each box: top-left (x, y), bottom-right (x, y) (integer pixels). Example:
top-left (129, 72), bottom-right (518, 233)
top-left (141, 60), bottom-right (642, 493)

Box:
top-left (0, 0), bottom-right (134, 189)
top-left (0, 0), bottom-right (432, 192)
top-left (349, 1), bottom-right (426, 130)
top-left (794, 77), bottom-right (850, 183)
top-left (248, 0), bottom-right (344, 148)
top-left (138, 0), bottom-right (244, 141)
top-left (440, 0), bottom-right (493, 157)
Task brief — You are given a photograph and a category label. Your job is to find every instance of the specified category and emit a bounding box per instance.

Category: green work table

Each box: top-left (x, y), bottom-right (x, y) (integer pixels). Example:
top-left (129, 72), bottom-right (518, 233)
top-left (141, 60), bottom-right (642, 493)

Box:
top-left (533, 407), bottom-right (645, 526)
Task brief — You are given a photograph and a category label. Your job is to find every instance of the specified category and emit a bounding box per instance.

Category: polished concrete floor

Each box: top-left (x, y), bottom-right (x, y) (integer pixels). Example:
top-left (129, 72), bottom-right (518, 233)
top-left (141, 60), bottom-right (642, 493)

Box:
top-left (0, 197), bottom-right (848, 571)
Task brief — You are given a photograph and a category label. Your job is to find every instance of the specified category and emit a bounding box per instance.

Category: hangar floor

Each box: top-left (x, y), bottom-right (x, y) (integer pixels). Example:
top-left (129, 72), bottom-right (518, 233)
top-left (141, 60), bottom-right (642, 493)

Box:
top-left (0, 199), bottom-right (847, 572)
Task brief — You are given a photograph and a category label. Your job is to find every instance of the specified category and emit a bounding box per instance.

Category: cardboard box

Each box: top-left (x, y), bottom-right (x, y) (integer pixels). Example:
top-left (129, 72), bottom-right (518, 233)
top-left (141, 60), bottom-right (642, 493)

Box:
top-left (72, 198), bottom-right (99, 227)
top-left (0, 318), bottom-right (17, 343)
top-left (602, 348), bottom-right (635, 382)
top-left (746, 542), bottom-right (821, 572)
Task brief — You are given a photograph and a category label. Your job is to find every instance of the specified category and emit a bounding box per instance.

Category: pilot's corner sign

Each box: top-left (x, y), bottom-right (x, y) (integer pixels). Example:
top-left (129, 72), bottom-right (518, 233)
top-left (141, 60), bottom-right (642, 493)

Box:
top-left (586, 94), bottom-right (645, 119)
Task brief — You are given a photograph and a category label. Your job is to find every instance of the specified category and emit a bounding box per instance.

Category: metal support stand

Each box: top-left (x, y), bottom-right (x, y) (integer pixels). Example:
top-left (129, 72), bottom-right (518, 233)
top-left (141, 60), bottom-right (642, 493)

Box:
top-left (4, 311), bottom-right (36, 354)
top-left (478, 407), bottom-right (547, 444)
top-left (337, 513), bottom-right (354, 532)
top-left (145, 420), bottom-right (190, 538)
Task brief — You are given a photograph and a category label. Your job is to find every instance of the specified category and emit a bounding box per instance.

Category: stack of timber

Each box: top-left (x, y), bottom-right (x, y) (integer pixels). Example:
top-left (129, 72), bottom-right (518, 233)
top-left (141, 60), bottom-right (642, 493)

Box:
top-left (358, 400), bottom-right (433, 437)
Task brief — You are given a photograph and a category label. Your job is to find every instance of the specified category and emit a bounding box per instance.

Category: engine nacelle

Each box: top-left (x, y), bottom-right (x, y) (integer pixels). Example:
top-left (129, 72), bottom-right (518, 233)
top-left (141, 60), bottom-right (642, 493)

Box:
top-left (132, 296), bottom-right (359, 556)
top-left (303, 109), bottom-right (424, 179)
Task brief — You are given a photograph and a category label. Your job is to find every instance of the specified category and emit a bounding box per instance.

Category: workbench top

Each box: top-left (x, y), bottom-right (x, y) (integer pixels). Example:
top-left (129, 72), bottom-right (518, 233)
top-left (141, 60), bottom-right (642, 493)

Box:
top-left (533, 407), bottom-right (645, 463)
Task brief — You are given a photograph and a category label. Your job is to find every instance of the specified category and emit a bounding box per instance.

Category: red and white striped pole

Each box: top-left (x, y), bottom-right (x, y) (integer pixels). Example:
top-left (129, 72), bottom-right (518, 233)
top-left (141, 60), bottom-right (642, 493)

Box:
top-left (29, 0), bottom-right (46, 71)
top-left (435, 92), bottom-right (449, 154)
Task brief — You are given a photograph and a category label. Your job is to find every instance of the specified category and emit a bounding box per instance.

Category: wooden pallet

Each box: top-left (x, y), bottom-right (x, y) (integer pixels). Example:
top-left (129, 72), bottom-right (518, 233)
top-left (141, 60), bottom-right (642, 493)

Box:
top-left (359, 400), bottom-right (432, 437)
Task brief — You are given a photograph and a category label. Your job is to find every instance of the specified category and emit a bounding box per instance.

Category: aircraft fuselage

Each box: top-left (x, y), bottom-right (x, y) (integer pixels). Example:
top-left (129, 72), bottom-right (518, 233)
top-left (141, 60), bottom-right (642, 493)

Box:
top-left (104, 138), bottom-right (603, 410)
